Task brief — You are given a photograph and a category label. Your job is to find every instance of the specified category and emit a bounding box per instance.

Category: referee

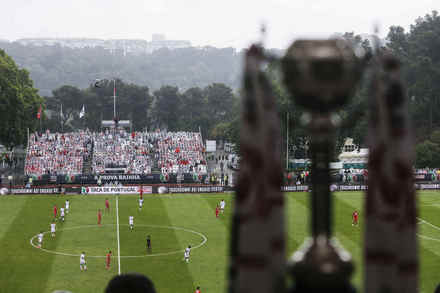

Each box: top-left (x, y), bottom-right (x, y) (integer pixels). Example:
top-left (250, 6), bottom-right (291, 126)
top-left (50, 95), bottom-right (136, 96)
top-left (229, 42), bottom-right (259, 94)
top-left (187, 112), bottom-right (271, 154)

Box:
top-left (146, 235), bottom-right (151, 252)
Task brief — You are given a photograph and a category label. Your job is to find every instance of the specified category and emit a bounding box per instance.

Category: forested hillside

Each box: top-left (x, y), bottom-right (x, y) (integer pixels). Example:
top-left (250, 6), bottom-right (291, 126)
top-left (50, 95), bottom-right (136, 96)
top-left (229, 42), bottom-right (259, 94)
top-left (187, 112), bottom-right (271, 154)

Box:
top-left (0, 42), bottom-right (244, 96)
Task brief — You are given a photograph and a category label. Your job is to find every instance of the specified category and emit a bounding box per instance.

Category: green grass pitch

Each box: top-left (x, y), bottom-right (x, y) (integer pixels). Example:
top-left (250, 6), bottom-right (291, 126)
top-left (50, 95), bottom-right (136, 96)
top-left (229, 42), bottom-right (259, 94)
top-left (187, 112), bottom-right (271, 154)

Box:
top-left (0, 191), bottom-right (439, 293)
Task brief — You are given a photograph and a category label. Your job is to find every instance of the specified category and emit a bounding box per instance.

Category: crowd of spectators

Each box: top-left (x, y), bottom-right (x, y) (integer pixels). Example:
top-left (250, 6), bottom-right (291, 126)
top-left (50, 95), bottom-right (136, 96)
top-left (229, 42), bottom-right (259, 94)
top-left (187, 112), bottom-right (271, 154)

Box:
top-left (24, 130), bottom-right (207, 177)
top-left (92, 130), bottom-right (153, 174)
top-left (284, 168), bottom-right (369, 185)
top-left (155, 131), bottom-right (206, 174)
top-left (338, 168), bottom-right (368, 183)
top-left (25, 130), bottom-right (91, 176)
top-left (414, 168), bottom-right (440, 181)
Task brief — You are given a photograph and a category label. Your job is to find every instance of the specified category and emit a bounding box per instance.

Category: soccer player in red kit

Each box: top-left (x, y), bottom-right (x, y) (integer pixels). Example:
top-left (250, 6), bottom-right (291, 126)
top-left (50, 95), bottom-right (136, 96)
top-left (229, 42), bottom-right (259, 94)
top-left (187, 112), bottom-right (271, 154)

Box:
top-left (98, 209), bottom-right (102, 225)
top-left (215, 205), bottom-right (219, 218)
top-left (195, 286), bottom-right (201, 293)
top-left (106, 250), bottom-right (112, 270)
top-left (105, 198), bottom-right (110, 213)
top-left (352, 210), bottom-right (359, 226)
top-left (53, 205), bottom-right (58, 220)
top-left (139, 185), bottom-right (143, 200)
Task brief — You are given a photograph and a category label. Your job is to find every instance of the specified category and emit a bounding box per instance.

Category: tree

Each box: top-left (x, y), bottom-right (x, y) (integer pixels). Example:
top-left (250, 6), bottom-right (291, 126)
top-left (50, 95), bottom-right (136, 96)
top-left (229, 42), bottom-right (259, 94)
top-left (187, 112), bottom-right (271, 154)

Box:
top-left (46, 85), bottom-right (84, 131)
top-left (387, 11), bottom-right (440, 140)
top-left (151, 86), bottom-right (181, 131)
top-left (43, 79), bottom-right (153, 132)
top-left (431, 129), bottom-right (440, 144)
top-left (415, 140), bottom-right (440, 168)
top-left (109, 80), bottom-right (152, 131)
top-left (0, 49), bottom-right (43, 149)
top-left (180, 87), bottom-right (208, 133)
top-left (204, 83), bottom-right (235, 124)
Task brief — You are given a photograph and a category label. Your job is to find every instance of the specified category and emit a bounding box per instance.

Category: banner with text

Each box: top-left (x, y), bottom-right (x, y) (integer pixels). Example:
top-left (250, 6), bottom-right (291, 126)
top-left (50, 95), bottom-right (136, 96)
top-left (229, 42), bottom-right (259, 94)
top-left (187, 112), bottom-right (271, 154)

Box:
top-left (159, 186), bottom-right (225, 194)
top-left (82, 186), bottom-right (152, 195)
top-left (11, 187), bottom-right (62, 194)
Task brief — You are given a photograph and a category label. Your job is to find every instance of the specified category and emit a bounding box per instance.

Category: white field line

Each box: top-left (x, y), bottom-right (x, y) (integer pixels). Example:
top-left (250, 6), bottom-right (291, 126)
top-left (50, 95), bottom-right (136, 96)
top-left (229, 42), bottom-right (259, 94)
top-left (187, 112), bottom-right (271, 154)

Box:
top-left (116, 196), bottom-right (121, 275)
top-left (29, 224), bottom-right (207, 258)
top-left (418, 234), bottom-right (440, 242)
top-left (417, 217), bottom-right (440, 232)
top-left (417, 216), bottom-right (440, 242)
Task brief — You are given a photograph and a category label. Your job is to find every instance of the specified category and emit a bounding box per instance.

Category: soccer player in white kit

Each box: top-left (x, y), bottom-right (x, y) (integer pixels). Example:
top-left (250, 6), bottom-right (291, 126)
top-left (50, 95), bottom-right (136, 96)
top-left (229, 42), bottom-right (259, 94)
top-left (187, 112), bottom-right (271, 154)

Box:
top-left (184, 245), bottom-right (191, 263)
top-left (51, 222), bottom-right (56, 237)
top-left (219, 199), bottom-right (226, 214)
top-left (138, 198), bottom-right (144, 210)
top-left (60, 207), bottom-right (65, 222)
top-left (37, 231), bottom-right (44, 248)
top-left (65, 199), bottom-right (70, 214)
top-left (80, 252), bottom-right (87, 271)
top-left (129, 216), bottom-right (134, 231)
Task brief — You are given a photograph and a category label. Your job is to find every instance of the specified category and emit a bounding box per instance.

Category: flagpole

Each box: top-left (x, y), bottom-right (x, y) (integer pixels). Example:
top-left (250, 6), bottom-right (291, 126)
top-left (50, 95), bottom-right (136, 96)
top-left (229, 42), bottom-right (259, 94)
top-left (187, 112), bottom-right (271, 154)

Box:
top-left (60, 104), bottom-right (63, 132)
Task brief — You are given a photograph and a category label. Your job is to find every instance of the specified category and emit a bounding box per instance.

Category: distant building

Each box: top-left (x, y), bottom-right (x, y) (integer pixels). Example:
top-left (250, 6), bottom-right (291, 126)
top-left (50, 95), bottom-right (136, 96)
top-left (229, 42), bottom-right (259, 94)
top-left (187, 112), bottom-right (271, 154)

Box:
top-left (15, 35), bottom-right (191, 54)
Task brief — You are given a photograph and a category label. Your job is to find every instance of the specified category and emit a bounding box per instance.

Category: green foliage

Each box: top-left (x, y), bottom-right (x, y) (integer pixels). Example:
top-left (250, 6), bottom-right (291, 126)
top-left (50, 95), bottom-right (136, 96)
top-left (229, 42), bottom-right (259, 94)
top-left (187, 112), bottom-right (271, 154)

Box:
top-left (204, 83), bottom-right (235, 123)
top-left (223, 117), bottom-right (241, 152)
top-left (415, 140), bottom-right (440, 168)
top-left (44, 79), bottom-right (152, 132)
top-left (430, 129), bottom-right (440, 144)
top-left (387, 11), bottom-right (440, 140)
top-left (43, 80), bottom-right (237, 141)
top-left (148, 83), bottom-right (237, 137)
top-left (0, 49), bottom-right (43, 149)
top-left (210, 122), bottom-right (230, 140)
top-left (179, 87), bottom-right (207, 132)
top-left (151, 86), bottom-right (181, 131)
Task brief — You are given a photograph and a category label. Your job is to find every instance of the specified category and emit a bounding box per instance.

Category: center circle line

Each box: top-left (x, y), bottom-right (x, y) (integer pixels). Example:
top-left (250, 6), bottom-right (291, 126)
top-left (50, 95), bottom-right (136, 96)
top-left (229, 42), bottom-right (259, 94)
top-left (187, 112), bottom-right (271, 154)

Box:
top-left (30, 224), bottom-right (207, 258)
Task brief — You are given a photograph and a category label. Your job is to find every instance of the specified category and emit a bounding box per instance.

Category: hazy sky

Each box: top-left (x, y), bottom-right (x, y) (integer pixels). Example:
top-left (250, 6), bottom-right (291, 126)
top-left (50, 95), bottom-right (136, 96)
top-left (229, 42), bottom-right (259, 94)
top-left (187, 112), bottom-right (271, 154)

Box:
top-left (2, 0), bottom-right (438, 49)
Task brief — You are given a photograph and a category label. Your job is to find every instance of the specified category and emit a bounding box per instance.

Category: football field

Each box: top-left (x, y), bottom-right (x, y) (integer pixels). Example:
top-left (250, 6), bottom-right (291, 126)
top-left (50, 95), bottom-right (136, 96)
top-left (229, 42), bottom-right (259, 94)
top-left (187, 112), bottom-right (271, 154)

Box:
top-left (0, 191), bottom-right (439, 293)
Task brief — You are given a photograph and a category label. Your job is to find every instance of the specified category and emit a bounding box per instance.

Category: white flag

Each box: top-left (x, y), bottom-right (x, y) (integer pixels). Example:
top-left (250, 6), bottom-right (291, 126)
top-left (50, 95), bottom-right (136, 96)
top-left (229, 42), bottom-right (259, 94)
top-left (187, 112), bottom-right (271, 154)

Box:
top-left (60, 104), bottom-right (64, 119)
top-left (79, 105), bottom-right (85, 118)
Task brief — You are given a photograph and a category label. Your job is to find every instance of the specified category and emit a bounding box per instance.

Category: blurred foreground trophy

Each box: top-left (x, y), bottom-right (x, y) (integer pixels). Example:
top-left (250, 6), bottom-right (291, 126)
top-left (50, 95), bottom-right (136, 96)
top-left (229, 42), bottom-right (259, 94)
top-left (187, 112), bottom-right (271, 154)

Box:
top-left (281, 40), bottom-right (364, 293)
top-left (231, 30), bottom-right (418, 293)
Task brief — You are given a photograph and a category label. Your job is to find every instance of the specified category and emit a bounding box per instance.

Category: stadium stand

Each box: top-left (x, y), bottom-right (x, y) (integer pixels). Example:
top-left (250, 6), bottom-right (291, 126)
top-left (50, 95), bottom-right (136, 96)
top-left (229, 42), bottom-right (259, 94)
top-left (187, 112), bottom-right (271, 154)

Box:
top-left (25, 131), bottom-right (91, 176)
top-left (91, 130), bottom-right (154, 175)
top-left (156, 131), bottom-right (206, 174)
top-left (24, 130), bottom-right (207, 177)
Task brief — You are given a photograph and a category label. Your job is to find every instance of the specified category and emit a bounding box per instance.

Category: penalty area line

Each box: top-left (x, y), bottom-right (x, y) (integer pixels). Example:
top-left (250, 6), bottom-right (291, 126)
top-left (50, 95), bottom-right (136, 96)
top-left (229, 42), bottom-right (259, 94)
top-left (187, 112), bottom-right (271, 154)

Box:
top-left (116, 196), bottom-right (121, 275)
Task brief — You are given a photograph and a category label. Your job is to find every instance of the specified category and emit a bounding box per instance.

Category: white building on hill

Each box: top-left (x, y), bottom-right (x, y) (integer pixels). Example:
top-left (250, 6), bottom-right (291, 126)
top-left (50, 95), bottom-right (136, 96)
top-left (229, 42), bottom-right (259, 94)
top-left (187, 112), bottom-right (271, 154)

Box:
top-left (15, 35), bottom-right (191, 54)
